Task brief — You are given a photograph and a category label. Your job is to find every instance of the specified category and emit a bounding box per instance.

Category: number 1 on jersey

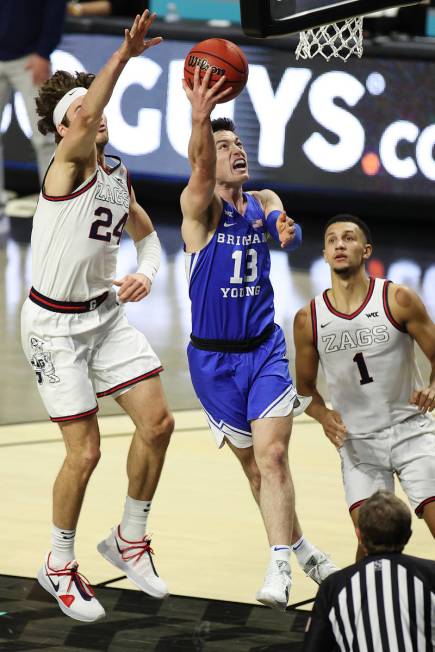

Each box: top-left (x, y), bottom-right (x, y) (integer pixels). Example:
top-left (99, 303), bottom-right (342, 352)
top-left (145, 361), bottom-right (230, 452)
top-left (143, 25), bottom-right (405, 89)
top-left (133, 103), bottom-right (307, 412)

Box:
top-left (353, 352), bottom-right (374, 385)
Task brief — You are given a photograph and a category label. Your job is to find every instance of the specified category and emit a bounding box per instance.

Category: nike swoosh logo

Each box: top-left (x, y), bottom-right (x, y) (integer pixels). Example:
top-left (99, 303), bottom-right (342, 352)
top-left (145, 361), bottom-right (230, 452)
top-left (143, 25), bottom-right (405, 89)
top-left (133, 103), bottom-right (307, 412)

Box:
top-left (273, 546), bottom-right (290, 551)
top-left (320, 321), bottom-right (332, 328)
top-left (46, 571), bottom-right (60, 592)
top-left (224, 222), bottom-right (236, 227)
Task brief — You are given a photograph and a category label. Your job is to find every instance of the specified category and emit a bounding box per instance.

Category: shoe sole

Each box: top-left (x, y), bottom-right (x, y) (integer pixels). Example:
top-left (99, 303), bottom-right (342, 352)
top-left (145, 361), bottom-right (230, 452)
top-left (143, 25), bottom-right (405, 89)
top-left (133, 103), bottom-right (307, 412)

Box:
top-left (37, 568), bottom-right (105, 622)
top-left (255, 591), bottom-right (288, 612)
top-left (97, 540), bottom-right (168, 600)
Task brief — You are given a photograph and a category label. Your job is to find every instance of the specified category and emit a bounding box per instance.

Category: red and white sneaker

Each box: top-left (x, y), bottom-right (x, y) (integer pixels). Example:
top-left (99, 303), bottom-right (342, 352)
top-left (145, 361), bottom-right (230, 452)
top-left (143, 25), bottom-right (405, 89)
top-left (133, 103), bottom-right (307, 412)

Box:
top-left (37, 554), bottom-right (105, 622)
top-left (97, 526), bottom-right (168, 599)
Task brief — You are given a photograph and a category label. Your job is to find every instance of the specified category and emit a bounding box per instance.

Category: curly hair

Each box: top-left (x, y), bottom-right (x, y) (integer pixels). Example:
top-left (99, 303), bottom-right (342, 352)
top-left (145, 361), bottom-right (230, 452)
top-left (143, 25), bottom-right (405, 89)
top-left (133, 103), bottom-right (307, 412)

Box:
top-left (36, 70), bottom-right (95, 142)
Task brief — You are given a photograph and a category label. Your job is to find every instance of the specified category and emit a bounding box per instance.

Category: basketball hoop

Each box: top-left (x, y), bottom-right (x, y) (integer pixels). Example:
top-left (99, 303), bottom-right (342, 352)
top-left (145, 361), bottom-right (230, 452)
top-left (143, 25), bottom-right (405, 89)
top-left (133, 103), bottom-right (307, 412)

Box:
top-left (296, 16), bottom-right (364, 62)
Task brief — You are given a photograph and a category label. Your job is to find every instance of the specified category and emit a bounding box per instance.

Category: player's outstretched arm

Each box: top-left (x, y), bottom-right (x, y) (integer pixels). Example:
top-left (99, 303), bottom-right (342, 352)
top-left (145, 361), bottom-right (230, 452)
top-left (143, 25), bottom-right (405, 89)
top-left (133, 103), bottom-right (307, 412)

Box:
top-left (389, 284), bottom-right (435, 413)
top-left (114, 187), bottom-right (161, 303)
top-left (181, 66), bottom-right (233, 250)
top-left (294, 306), bottom-right (347, 448)
top-left (57, 11), bottom-right (162, 165)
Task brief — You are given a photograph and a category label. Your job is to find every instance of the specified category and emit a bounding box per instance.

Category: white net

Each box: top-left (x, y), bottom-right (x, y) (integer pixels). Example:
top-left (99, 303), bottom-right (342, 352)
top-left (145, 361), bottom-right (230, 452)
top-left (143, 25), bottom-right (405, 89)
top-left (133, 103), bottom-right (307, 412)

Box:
top-left (295, 16), bottom-right (364, 62)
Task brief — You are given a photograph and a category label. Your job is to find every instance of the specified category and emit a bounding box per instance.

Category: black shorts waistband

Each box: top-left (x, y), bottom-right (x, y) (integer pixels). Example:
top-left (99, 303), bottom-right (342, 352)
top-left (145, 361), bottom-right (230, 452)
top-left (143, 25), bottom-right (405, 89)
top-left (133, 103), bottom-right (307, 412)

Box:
top-left (29, 287), bottom-right (109, 313)
top-left (190, 323), bottom-right (275, 353)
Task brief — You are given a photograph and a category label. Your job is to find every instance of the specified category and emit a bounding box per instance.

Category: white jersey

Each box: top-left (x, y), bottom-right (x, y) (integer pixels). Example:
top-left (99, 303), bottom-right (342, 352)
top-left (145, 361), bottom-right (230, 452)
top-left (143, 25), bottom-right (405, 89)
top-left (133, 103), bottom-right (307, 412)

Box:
top-left (31, 155), bottom-right (130, 301)
top-left (312, 277), bottom-right (423, 436)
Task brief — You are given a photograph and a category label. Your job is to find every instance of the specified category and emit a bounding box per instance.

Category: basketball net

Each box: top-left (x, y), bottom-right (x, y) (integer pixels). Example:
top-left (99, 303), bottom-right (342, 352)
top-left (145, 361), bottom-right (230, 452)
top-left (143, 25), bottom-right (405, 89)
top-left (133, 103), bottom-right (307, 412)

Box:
top-left (296, 16), bottom-right (364, 62)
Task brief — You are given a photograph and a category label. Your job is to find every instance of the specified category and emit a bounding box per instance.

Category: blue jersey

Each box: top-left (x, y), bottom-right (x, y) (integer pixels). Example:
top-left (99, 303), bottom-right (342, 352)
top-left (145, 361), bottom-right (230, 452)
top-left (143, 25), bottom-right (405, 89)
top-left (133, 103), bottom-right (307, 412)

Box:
top-left (185, 193), bottom-right (275, 341)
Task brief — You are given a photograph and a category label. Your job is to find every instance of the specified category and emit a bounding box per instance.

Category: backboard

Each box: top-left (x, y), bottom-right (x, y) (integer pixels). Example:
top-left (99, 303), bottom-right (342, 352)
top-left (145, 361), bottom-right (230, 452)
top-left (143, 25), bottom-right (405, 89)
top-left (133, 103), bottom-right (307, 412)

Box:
top-left (240, 0), bottom-right (427, 38)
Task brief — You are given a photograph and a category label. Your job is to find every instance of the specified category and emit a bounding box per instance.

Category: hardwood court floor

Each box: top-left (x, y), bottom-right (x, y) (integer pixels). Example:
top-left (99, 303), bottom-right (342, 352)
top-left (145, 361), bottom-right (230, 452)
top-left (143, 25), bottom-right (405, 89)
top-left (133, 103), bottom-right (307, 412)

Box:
top-left (1, 410), bottom-right (433, 609)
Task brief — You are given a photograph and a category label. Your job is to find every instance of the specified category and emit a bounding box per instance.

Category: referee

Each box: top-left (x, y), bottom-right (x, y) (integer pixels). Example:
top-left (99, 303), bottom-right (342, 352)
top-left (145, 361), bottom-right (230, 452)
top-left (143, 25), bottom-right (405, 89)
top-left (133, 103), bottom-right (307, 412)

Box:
top-left (303, 491), bottom-right (435, 651)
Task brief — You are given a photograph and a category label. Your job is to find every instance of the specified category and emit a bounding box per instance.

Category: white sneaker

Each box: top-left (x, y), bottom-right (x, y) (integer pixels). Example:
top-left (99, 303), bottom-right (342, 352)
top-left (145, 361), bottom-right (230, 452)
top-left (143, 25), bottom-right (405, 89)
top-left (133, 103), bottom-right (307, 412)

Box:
top-left (256, 560), bottom-right (292, 611)
top-left (97, 526), bottom-right (168, 599)
top-left (302, 549), bottom-right (339, 584)
top-left (37, 554), bottom-right (105, 622)
top-left (293, 394), bottom-right (312, 417)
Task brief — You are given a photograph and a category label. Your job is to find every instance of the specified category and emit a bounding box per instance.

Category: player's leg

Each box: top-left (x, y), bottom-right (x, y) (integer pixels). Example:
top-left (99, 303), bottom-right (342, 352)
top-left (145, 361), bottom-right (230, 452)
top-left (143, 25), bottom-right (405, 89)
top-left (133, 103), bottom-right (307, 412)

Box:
top-left (97, 375), bottom-right (173, 599)
top-left (92, 310), bottom-right (174, 597)
top-left (53, 414), bottom-right (101, 536)
top-left (21, 306), bottom-right (105, 620)
top-left (251, 415), bottom-right (295, 546)
top-left (393, 413), bottom-right (435, 539)
top-left (37, 414), bottom-right (105, 622)
top-left (115, 375), bottom-right (174, 502)
top-left (421, 503), bottom-right (435, 537)
top-left (349, 506), bottom-right (366, 561)
top-left (340, 435), bottom-right (394, 561)
top-left (250, 415), bottom-right (294, 609)
top-left (9, 56), bottom-right (54, 181)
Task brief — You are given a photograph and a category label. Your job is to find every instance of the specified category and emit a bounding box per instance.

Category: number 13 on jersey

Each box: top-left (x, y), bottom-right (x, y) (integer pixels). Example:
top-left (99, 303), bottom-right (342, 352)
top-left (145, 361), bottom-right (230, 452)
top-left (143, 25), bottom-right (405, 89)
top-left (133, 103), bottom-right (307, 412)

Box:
top-left (230, 249), bottom-right (258, 284)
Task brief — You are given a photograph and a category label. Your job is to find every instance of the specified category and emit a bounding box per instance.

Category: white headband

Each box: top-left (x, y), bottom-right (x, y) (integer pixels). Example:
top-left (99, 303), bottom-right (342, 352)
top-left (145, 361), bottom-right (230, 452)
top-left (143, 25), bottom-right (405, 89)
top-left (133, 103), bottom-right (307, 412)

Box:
top-left (53, 87), bottom-right (88, 126)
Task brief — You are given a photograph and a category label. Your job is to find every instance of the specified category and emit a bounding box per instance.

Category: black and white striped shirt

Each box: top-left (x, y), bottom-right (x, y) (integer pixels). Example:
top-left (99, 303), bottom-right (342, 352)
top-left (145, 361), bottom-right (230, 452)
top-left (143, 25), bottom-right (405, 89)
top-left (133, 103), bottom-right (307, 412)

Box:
top-left (303, 553), bottom-right (435, 652)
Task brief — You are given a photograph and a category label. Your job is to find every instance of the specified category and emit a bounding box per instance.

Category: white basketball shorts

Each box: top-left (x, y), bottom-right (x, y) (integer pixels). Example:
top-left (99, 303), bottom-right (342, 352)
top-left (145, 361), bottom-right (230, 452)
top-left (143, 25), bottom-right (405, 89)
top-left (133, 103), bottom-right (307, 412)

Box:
top-left (21, 293), bottom-right (162, 422)
top-left (339, 412), bottom-right (435, 517)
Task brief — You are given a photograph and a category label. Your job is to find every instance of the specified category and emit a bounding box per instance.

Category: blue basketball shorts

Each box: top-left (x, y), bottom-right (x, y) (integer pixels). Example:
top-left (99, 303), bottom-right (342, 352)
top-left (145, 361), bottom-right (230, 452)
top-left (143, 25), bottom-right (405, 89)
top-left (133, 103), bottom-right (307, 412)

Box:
top-left (187, 324), bottom-right (297, 448)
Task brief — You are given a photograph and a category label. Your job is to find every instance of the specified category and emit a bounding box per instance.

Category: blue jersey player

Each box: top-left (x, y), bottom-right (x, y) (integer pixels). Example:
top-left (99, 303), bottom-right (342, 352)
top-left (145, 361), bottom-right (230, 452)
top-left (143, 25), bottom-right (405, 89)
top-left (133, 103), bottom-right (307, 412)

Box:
top-left (181, 66), bottom-right (337, 610)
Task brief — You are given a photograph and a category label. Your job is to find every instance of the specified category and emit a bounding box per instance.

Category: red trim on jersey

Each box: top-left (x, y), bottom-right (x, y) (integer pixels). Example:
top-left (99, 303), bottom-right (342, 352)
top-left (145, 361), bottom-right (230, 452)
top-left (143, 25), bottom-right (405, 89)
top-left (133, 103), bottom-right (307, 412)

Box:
top-left (323, 277), bottom-right (375, 320)
top-left (50, 405), bottom-right (98, 423)
top-left (349, 499), bottom-right (367, 513)
top-left (42, 171), bottom-right (97, 202)
top-left (415, 496), bottom-right (435, 517)
top-left (99, 155), bottom-right (121, 176)
top-left (382, 280), bottom-right (407, 333)
top-left (96, 367), bottom-right (163, 397)
top-left (310, 299), bottom-right (318, 349)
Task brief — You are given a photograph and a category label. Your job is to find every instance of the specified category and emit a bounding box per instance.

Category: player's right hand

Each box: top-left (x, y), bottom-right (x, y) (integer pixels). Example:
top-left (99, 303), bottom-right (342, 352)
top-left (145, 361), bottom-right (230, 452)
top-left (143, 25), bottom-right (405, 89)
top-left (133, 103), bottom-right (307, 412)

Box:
top-left (182, 66), bottom-right (233, 120)
top-left (320, 409), bottom-right (347, 449)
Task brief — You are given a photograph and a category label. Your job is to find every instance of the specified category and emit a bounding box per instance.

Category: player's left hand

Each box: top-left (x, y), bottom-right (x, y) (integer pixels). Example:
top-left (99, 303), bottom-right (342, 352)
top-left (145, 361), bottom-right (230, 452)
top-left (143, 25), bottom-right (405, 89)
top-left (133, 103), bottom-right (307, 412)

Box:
top-left (113, 273), bottom-right (151, 302)
top-left (118, 10), bottom-right (163, 62)
top-left (410, 386), bottom-right (435, 413)
top-left (25, 54), bottom-right (51, 86)
top-left (277, 212), bottom-right (296, 249)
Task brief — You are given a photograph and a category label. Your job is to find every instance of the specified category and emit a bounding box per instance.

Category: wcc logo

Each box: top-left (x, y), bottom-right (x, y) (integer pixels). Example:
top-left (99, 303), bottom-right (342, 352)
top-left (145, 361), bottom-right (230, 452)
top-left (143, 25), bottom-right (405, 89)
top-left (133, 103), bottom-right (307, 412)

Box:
top-left (366, 312), bottom-right (379, 318)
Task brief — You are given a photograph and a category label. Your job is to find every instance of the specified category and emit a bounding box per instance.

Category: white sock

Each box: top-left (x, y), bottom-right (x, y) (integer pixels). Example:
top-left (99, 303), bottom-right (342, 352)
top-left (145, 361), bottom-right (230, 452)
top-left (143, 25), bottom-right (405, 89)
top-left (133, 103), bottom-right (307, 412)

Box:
top-left (120, 496), bottom-right (151, 541)
top-left (292, 536), bottom-right (316, 566)
top-left (51, 525), bottom-right (76, 566)
top-left (270, 544), bottom-right (291, 565)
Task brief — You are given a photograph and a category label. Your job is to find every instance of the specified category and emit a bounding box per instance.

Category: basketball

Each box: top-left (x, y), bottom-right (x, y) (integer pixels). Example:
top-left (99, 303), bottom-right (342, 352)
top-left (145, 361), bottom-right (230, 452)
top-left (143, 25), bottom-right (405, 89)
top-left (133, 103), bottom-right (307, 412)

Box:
top-left (184, 38), bottom-right (249, 103)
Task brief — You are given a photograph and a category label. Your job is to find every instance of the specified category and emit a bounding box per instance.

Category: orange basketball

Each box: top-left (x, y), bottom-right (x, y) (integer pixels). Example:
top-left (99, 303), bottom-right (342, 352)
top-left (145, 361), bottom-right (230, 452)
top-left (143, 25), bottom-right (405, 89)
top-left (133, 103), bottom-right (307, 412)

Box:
top-left (184, 38), bottom-right (249, 103)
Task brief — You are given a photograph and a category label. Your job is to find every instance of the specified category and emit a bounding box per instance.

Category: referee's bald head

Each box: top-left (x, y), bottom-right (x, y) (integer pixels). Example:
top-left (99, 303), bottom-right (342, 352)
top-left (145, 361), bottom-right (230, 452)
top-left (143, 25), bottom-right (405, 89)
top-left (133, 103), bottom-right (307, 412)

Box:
top-left (358, 491), bottom-right (412, 554)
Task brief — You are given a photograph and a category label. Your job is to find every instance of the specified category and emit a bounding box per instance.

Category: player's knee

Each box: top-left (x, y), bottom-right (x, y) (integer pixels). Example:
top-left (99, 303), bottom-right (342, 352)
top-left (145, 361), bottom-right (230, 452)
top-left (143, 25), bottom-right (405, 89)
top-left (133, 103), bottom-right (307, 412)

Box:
top-left (140, 411), bottom-right (174, 448)
top-left (258, 443), bottom-right (288, 474)
top-left (66, 447), bottom-right (101, 475)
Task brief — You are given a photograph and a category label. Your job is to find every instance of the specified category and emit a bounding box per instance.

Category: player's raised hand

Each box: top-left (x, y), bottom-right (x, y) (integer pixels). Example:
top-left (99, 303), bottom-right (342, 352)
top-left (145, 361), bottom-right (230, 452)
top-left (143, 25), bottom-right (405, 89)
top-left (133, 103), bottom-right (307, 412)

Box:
top-left (113, 273), bottom-right (151, 302)
top-left (118, 10), bottom-right (163, 62)
top-left (182, 66), bottom-right (233, 119)
top-left (277, 212), bottom-right (296, 249)
top-left (411, 386), bottom-right (435, 413)
top-left (320, 409), bottom-right (347, 449)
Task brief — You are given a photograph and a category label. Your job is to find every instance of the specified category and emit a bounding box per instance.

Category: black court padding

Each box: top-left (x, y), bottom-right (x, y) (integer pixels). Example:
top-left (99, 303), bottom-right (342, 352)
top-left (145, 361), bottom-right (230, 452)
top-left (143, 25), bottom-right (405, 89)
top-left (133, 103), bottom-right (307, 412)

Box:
top-left (0, 574), bottom-right (311, 651)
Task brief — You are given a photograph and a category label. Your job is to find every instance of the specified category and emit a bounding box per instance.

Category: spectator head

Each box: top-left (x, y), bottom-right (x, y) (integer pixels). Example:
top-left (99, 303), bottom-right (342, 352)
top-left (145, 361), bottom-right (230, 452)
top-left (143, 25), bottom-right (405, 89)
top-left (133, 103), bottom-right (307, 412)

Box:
top-left (357, 491), bottom-right (412, 555)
